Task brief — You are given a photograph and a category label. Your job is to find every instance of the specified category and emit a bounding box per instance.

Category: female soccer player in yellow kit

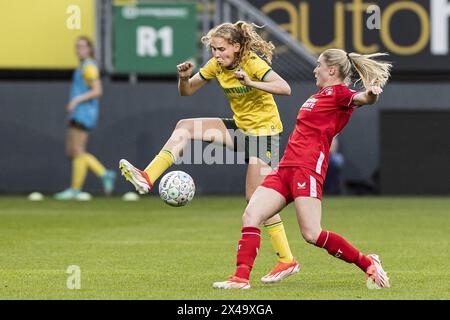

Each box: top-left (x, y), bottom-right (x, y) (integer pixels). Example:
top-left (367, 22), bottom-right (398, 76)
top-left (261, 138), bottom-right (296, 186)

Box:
top-left (119, 21), bottom-right (299, 283)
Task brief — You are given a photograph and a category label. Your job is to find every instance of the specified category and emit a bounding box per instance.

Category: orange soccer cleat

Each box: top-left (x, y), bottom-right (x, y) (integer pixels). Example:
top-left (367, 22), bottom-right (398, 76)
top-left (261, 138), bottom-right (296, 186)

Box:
top-left (213, 275), bottom-right (251, 290)
top-left (119, 159), bottom-right (153, 194)
top-left (261, 259), bottom-right (300, 284)
top-left (366, 254), bottom-right (390, 289)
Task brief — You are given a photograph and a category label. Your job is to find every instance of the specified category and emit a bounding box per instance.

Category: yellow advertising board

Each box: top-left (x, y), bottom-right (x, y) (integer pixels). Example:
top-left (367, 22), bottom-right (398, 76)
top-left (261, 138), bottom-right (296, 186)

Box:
top-left (0, 0), bottom-right (96, 69)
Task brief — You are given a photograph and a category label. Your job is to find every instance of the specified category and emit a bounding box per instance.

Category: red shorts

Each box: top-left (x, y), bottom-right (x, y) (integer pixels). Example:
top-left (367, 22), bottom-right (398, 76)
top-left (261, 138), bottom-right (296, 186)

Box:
top-left (261, 166), bottom-right (324, 203)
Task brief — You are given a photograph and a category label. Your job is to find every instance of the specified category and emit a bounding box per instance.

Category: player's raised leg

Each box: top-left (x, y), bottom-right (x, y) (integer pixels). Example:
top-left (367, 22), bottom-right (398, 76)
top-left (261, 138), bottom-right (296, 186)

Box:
top-left (294, 197), bottom-right (390, 289)
top-left (213, 186), bottom-right (287, 289)
top-left (120, 118), bottom-right (232, 194)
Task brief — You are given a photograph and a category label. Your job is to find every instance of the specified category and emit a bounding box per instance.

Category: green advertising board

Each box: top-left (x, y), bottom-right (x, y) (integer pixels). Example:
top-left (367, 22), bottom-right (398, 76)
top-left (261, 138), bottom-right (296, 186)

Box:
top-left (113, 2), bottom-right (197, 74)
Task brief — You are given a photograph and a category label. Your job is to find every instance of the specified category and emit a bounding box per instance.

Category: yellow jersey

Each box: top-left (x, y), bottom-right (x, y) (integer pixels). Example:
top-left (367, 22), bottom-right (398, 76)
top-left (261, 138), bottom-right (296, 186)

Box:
top-left (199, 52), bottom-right (283, 136)
top-left (82, 63), bottom-right (99, 85)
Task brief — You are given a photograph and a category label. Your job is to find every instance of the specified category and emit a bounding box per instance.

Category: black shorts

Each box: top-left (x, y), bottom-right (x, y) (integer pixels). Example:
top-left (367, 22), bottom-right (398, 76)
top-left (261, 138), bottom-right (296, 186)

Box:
top-left (222, 118), bottom-right (281, 167)
top-left (68, 119), bottom-right (91, 132)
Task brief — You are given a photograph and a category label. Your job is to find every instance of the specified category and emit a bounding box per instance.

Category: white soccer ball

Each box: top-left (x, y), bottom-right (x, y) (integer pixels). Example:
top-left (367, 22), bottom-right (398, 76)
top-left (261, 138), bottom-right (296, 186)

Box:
top-left (159, 171), bottom-right (195, 207)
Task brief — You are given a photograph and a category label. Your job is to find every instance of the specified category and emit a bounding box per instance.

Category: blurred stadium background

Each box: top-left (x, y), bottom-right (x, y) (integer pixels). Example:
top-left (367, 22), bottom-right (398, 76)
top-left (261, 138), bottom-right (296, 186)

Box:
top-left (0, 0), bottom-right (449, 197)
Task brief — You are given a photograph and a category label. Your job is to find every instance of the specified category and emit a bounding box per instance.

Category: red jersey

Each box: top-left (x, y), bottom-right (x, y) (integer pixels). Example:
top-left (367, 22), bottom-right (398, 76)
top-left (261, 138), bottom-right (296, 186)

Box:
top-left (279, 84), bottom-right (359, 181)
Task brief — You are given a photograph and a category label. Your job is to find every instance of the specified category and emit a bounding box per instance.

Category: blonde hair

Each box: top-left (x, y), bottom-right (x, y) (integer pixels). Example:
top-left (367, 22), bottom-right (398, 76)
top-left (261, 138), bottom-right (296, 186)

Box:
top-left (321, 49), bottom-right (392, 88)
top-left (201, 21), bottom-right (275, 65)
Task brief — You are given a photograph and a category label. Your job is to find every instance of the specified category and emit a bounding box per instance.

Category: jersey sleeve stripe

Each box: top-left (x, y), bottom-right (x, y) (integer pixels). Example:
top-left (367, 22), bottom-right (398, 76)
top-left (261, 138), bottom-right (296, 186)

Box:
top-left (198, 71), bottom-right (208, 81)
top-left (261, 68), bottom-right (273, 81)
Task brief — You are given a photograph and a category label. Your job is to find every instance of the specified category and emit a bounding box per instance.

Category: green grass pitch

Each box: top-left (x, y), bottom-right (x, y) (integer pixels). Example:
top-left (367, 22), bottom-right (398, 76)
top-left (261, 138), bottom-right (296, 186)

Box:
top-left (0, 195), bottom-right (449, 300)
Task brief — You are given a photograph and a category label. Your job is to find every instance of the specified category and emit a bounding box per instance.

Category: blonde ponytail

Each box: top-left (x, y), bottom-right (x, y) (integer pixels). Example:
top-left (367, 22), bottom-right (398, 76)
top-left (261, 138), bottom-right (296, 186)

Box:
top-left (322, 49), bottom-right (392, 88)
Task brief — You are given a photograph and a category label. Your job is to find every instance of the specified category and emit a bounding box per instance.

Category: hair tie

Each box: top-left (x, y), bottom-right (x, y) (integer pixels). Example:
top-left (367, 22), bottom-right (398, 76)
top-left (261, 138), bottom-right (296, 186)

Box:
top-left (347, 52), bottom-right (355, 70)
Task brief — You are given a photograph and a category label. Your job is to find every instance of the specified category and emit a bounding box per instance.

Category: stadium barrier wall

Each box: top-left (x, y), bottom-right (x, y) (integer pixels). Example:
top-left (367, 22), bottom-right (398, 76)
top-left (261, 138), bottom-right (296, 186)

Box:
top-left (0, 80), bottom-right (449, 195)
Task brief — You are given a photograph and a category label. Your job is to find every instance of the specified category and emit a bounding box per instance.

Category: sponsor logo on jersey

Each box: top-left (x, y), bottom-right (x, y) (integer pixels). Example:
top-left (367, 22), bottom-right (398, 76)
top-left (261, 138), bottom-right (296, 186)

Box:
top-left (223, 86), bottom-right (253, 95)
top-left (300, 98), bottom-right (318, 112)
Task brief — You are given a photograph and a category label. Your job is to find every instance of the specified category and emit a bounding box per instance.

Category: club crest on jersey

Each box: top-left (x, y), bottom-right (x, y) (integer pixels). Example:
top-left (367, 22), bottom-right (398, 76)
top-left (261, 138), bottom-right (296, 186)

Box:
top-left (323, 87), bottom-right (334, 96)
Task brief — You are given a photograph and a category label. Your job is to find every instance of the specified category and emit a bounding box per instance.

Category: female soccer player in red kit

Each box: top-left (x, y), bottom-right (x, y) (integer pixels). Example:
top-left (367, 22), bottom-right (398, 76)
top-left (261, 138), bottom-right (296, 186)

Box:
top-left (213, 49), bottom-right (392, 290)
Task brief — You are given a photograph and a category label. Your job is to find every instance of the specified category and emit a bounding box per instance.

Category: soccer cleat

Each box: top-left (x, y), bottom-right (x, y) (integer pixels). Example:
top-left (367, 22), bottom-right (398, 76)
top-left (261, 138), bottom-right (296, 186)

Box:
top-left (366, 254), bottom-right (390, 289)
top-left (102, 170), bottom-right (117, 195)
top-left (213, 275), bottom-right (251, 289)
top-left (261, 259), bottom-right (300, 283)
top-left (119, 159), bottom-right (153, 194)
top-left (54, 188), bottom-right (80, 200)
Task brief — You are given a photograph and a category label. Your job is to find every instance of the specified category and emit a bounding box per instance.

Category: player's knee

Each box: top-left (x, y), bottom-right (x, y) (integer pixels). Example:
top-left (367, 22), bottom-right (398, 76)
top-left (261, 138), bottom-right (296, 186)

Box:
top-left (176, 119), bottom-right (194, 133)
top-left (72, 148), bottom-right (85, 158)
top-left (174, 119), bottom-right (194, 139)
top-left (66, 146), bottom-right (76, 158)
top-left (301, 229), bottom-right (320, 244)
top-left (242, 208), bottom-right (260, 227)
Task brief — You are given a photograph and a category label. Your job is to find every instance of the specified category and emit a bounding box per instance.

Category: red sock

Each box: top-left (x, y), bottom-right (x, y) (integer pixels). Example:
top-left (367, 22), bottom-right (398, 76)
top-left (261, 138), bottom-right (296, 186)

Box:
top-left (234, 227), bottom-right (261, 280)
top-left (315, 230), bottom-right (372, 272)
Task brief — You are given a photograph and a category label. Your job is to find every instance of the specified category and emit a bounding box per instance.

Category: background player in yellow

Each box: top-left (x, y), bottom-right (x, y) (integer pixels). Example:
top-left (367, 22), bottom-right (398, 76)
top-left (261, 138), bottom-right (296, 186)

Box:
top-left (119, 21), bottom-right (299, 283)
top-left (54, 36), bottom-right (116, 200)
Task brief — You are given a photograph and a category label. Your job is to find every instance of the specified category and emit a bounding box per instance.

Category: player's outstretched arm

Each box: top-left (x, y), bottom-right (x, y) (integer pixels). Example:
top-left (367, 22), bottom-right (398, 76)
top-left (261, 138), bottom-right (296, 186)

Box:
top-left (352, 86), bottom-right (383, 107)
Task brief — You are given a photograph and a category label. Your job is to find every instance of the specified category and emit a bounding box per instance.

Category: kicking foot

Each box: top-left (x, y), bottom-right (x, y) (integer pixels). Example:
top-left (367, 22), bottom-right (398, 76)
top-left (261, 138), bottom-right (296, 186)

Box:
top-left (119, 159), bottom-right (152, 194)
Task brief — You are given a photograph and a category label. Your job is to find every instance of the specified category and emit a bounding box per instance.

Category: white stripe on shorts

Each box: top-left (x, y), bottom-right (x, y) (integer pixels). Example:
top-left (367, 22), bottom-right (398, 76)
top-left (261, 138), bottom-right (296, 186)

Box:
top-left (315, 152), bottom-right (325, 175)
top-left (310, 176), bottom-right (317, 198)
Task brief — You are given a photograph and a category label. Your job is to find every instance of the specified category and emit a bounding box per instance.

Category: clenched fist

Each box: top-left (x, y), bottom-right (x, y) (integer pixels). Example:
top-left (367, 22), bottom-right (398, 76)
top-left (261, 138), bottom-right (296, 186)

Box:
top-left (177, 61), bottom-right (195, 79)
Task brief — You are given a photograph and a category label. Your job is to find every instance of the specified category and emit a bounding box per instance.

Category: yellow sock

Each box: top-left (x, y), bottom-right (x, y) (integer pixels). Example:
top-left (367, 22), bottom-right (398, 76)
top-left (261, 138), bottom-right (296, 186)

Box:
top-left (71, 156), bottom-right (88, 190)
top-left (265, 221), bottom-right (294, 263)
top-left (83, 153), bottom-right (106, 177)
top-left (144, 149), bottom-right (176, 184)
